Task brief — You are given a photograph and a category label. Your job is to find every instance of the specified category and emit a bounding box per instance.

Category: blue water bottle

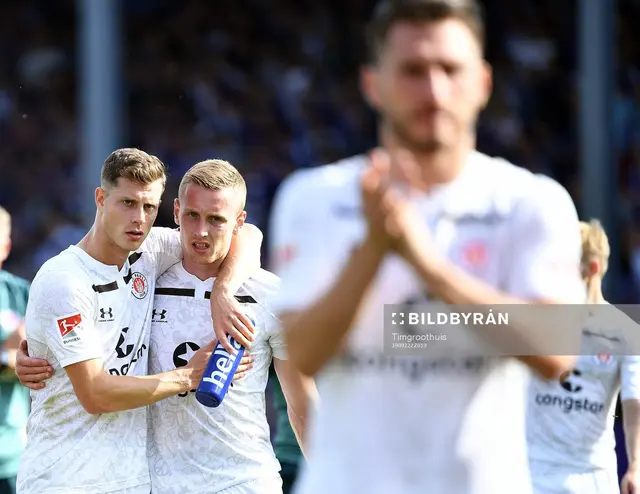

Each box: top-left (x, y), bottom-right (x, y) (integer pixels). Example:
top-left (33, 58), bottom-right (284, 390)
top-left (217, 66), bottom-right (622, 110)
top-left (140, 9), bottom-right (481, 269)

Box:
top-left (195, 335), bottom-right (246, 408)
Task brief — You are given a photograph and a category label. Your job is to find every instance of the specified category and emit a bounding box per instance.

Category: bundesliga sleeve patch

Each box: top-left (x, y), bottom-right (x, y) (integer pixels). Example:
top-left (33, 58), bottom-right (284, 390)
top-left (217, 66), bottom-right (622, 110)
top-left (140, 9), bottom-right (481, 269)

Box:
top-left (57, 313), bottom-right (83, 344)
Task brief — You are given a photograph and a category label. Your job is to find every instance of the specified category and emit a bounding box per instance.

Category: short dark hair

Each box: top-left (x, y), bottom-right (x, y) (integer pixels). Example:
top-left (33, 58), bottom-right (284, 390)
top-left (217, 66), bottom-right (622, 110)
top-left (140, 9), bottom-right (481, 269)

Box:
top-left (101, 148), bottom-right (167, 190)
top-left (365, 0), bottom-right (485, 63)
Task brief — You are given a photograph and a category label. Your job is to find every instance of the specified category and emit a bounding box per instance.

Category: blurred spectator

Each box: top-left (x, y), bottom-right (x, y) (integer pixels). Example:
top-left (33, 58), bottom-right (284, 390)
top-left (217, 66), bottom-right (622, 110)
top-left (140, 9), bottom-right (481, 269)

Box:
top-left (0, 0), bottom-right (638, 303)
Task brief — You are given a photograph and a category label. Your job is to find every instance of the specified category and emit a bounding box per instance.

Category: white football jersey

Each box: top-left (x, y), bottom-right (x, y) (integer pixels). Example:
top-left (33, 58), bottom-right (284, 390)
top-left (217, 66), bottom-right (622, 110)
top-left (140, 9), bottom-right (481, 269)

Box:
top-left (17, 227), bottom-right (181, 494)
top-left (270, 152), bottom-right (585, 494)
top-left (527, 304), bottom-right (640, 473)
top-left (147, 263), bottom-right (285, 494)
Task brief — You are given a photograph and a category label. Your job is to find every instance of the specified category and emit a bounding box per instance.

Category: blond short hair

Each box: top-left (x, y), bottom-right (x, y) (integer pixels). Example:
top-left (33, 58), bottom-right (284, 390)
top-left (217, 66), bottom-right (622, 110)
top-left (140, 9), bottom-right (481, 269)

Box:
top-left (179, 159), bottom-right (247, 211)
top-left (0, 206), bottom-right (10, 239)
top-left (580, 219), bottom-right (610, 275)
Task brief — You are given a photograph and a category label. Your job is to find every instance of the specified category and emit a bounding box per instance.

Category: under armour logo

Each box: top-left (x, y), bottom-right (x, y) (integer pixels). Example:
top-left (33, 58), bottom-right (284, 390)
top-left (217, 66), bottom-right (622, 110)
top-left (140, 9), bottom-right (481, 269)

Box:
top-left (152, 309), bottom-right (167, 320)
top-left (100, 307), bottom-right (113, 319)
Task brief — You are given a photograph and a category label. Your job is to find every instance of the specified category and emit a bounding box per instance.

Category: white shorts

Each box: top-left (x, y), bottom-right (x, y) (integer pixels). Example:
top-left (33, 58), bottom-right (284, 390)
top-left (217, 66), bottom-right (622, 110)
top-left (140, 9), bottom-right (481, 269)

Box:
top-left (216, 476), bottom-right (283, 494)
top-left (530, 461), bottom-right (618, 494)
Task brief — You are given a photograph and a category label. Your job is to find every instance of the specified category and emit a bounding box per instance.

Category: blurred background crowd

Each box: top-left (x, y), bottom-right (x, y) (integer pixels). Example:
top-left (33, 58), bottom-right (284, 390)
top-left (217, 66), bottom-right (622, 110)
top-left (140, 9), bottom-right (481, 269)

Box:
top-left (0, 0), bottom-right (638, 302)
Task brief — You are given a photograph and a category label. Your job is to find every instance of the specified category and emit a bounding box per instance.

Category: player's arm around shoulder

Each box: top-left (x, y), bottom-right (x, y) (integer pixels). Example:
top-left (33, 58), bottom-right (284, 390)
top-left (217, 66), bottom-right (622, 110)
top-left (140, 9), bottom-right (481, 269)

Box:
top-left (219, 222), bottom-right (263, 288)
top-left (209, 223), bottom-right (264, 354)
top-left (143, 227), bottom-right (183, 276)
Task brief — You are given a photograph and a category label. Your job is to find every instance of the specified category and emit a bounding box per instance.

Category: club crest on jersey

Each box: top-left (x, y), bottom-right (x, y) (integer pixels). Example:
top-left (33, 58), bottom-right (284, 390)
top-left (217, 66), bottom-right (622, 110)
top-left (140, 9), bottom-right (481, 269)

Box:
top-left (456, 240), bottom-right (488, 274)
top-left (131, 272), bottom-right (148, 299)
top-left (594, 353), bottom-right (612, 365)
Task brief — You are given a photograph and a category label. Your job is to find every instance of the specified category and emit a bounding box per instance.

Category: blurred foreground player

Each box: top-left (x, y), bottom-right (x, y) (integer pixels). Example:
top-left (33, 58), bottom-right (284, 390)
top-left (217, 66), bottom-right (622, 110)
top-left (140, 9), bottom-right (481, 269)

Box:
top-left (0, 207), bottom-right (30, 494)
top-left (16, 149), bottom-right (262, 494)
top-left (527, 220), bottom-right (640, 494)
top-left (270, 0), bottom-right (585, 493)
top-left (147, 160), bottom-right (315, 494)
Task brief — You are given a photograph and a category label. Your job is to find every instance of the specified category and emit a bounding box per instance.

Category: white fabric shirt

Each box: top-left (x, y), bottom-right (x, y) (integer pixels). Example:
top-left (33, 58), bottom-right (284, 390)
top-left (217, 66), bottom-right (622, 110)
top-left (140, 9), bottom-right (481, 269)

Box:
top-left (17, 227), bottom-right (181, 494)
top-left (270, 152), bottom-right (585, 494)
top-left (528, 303), bottom-right (640, 472)
top-left (147, 264), bottom-right (285, 494)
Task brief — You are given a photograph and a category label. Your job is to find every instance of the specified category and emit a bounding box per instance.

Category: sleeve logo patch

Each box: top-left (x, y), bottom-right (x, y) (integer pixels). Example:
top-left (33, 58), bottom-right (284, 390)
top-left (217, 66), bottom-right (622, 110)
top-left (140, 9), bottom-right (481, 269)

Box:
top-left (57, 313), bottom-right (82, 344)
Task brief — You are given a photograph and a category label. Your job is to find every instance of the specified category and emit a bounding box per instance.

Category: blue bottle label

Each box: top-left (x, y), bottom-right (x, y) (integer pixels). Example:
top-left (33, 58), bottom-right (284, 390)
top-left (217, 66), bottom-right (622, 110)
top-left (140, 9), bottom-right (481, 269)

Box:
top-left (201, 337), bottom-right (244, 392)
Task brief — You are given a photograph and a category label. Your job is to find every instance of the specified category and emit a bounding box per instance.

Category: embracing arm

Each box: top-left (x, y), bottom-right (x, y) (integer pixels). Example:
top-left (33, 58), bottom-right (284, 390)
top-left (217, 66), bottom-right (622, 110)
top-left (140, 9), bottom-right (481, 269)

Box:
top-left (65, 357), bottom-right (199, 414)
top-left (211, 224), bottom-right (263, 353)
top-left (216, 223), bottom-right (263, 294)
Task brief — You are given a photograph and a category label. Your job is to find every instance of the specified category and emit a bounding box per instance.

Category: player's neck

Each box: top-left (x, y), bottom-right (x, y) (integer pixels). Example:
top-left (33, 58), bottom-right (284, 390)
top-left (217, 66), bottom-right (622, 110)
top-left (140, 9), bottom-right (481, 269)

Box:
top-left (78, 227), bottom-right (129, 270)
top-left (182, 257), bottom-right (224, 282)
top-left (586, 278), bottom-right (605, 304)
top-left (380, 129), bottom-right (474, 192)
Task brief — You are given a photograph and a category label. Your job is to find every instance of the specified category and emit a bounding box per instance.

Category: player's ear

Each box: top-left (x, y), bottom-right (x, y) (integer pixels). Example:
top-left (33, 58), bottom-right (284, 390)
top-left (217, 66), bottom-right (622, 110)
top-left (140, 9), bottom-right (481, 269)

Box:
top-left (0, 237), bottom-right (10, 263)
top-left (233, 211), bottom-right (247, 235)
top-left (478, 61), bottom-right (493, 110)
top-left (173, 198), bottom-right (180, 226)
top-left (589, 259), bottom-right (600, 277)
top-left (360, 65), bottom-right (382, 111)
top-left (95, 187), bottom-right (106, 210)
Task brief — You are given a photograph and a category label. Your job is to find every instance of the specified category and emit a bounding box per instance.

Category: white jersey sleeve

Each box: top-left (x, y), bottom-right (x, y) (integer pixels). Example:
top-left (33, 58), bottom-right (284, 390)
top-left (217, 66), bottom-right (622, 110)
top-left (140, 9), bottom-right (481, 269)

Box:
top-left (142, 227), bottom-right (182, 276)
top-left (264, 286), bottom-right (287, 361)
top-left (621, 356), bottom-right (640, 401)
top-left (27, 270), bottom-right (103, 368)
top-left (504, 176), bottom-right (585, 303)
top-left (244, 269), bottom-right (287, 360)
top-left (267, 319), bottom-right (287, 360)
top-left (269, 167), bottom-right (353, 316)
